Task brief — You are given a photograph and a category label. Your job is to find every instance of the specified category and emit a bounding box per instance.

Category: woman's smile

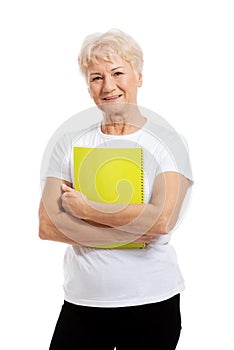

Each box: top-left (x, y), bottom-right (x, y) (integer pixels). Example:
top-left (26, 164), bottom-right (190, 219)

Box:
top-left (102, 94), bottom-right (123, 102)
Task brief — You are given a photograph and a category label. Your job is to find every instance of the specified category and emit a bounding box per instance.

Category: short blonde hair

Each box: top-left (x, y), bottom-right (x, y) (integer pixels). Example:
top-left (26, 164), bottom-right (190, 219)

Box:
top-left (78, 29), bottom-right (144, 78)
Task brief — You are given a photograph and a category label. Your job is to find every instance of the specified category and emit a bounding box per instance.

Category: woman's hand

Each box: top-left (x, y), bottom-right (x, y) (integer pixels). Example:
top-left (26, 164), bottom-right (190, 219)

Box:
top-left (61, 185), bottom-right (118, 228)
top-left (61, 184), bottom-right (88, 219)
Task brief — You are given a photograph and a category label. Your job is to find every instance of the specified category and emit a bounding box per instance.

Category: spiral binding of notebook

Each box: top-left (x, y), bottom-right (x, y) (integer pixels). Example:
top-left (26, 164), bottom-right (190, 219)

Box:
top-left (140, 148), bottom-right (144, 204)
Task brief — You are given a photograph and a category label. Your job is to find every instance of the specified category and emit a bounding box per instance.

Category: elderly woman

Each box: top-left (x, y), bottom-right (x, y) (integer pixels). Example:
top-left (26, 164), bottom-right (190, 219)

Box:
top-left (39, 29), bottom-right (193, 350)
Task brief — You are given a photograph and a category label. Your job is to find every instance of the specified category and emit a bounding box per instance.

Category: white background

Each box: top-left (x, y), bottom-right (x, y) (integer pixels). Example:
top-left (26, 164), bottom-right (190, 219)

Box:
top-left (1, 0), bottom-right (233, 349)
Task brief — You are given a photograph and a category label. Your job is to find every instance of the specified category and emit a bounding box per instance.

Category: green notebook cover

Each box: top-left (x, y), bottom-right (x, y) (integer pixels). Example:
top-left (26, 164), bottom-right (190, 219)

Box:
top-left (73, 147), bottom-right (145, 249)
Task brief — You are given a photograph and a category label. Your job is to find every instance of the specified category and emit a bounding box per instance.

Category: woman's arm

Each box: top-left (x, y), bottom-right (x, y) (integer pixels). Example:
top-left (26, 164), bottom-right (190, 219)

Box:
top-left (38, 177), bottom-right (144, 246)
top-left (61, 171), bottom-right (191, 235)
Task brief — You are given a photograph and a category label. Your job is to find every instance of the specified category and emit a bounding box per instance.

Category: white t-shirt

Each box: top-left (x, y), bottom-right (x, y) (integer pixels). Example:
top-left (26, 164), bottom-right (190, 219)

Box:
top-left (46, 119), bottom-right (193, 307)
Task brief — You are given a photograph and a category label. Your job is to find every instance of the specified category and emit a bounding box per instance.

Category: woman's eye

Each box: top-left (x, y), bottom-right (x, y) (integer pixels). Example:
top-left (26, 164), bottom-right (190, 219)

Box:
top-left (114, 72), bottom-right (123, 77)
top-left (92, 76), bottom-right (102, 82)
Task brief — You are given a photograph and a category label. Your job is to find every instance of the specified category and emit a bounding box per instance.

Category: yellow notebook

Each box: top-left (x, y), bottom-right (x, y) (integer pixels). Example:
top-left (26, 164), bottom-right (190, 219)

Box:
top-left (73, 147), bottom-right (146, 249)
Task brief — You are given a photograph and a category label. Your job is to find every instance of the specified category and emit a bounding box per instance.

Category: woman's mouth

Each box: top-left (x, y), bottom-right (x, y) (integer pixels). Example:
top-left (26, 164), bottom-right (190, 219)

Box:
top-left (103, 94), bottom-right (122, 101)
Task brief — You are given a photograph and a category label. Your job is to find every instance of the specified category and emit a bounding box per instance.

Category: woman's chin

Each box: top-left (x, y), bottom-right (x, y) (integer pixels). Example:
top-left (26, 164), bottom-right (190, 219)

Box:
top-left (97, 101), bottom-right (127, 114)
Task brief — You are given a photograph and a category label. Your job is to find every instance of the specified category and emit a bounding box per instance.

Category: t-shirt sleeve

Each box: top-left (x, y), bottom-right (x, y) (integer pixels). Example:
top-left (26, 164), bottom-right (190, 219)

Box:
top-left (45, 134), bottom-right (72, 183)
top-left (155, 132), bottom-right (193, 182)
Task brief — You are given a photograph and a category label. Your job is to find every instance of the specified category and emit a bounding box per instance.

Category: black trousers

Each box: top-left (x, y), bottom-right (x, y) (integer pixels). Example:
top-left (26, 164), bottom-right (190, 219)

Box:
top-left (49, 294), bottom-right (181, 350)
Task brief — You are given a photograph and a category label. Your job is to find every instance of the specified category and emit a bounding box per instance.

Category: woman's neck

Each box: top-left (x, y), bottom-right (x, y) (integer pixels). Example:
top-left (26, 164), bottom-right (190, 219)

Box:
top-left (101, 109), bottom-right (146, 135)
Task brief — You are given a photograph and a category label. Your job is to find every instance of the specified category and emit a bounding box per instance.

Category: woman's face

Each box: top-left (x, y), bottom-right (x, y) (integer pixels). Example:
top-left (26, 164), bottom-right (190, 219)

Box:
top-left (87, 55), bottom-right (142, 107)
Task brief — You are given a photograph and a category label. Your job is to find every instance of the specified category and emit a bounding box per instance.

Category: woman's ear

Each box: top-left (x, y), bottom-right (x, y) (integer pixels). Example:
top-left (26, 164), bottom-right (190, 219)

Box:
top-left (137, 72), bottom-right (143, 87)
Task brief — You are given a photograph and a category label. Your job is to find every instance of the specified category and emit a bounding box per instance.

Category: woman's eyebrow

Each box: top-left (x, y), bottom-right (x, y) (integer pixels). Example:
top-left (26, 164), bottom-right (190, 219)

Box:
top-left (89, 66), bottom-right (125, 76)
top-left (111, 66), bottom-right (125, 71)
top-left (89, 72), bottom-right (102, 76)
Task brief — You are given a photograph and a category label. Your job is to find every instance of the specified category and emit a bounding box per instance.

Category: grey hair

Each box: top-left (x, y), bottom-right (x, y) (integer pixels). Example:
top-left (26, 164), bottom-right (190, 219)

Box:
top-left (78, 29), bottom-right (144, 78)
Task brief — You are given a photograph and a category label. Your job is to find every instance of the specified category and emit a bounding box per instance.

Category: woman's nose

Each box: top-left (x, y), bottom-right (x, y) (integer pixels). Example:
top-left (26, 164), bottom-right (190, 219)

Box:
top-left (102, 76), bottom-right (115, 93)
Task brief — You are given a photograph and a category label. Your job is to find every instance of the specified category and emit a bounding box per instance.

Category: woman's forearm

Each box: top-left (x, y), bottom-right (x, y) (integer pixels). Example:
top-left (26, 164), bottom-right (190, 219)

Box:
top-left (83, 201), bottom-right (164, 234)
top-left (61, 172), bottom-right (190, 236)
top-left (61, 185), bottom-right (164, 234)
top-left (39, 201), bottom-right (142, 247)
